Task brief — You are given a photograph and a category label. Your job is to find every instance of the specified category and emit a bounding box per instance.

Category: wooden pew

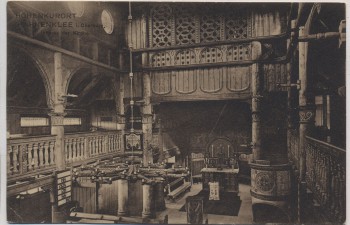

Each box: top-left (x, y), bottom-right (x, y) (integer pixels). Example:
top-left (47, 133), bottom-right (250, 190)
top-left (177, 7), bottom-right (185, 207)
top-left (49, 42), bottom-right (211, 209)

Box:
top-left (67, 212), bottom-right (168, 224)
top-left (167, 177), bottom-right (191, 202)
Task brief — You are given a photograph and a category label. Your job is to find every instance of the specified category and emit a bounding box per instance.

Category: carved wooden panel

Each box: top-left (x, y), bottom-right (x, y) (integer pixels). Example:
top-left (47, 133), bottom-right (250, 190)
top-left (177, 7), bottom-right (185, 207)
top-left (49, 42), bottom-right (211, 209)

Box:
top-left (226, 44), bottom-right (251, 62)
top-left (199, 68), bottom-right (223, 93)
top-left (226, 66), bottom-right (250, 91)
top-left (174, 6), bottom-right (196, 45)
top-left (151, 52), bottom-right (172, 67)
top-left (252, 10), bottom-right (287, 37)
top-left (225, 10), bottom-right (251, 39)
top-left (175, 50), bottom-right (197, 65)
top-left (186, 196), bottom-right (204, 224)
top-left (200, 47), bottom-right (224, 63)
top-left (150, 4), bottom-right (173, 47)
top-left (151, 71), bottom-right (172, 95)
top-left (200, 15), bottom-right (221, 42)
top-left (175, 70), bottom-right (197, 94)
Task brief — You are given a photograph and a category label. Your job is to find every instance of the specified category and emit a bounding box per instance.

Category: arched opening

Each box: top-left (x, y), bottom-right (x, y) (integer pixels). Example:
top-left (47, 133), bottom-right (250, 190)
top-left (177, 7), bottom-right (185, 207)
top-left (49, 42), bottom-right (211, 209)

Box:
top-left (66, 70), bottom-right (118, 132)
top-left (7, 47), bottom-right (51, 136)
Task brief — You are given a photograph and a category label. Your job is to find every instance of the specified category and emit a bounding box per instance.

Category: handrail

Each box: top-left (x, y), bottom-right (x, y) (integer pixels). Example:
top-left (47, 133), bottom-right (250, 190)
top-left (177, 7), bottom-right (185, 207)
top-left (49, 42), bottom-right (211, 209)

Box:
top-left (7, 131), bottom-right (123, 182)
top-left (7, 135), bottom-right (57, 181)
top-left (132, 33), bottom-right (288, 53)
top-left (305, 136), bottom-right (345, 223)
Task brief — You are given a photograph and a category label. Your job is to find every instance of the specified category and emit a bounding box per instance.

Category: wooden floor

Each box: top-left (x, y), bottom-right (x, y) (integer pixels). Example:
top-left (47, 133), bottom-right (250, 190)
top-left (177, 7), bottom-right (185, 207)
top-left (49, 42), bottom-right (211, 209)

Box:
top-left (156, 182), bottom-right (253, 224)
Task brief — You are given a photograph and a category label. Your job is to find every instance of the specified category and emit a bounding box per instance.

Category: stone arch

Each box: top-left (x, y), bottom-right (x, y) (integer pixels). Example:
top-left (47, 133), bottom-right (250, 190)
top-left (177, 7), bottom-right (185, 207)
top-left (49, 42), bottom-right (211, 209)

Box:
top-left (8, 44), bottom-right (54, 109)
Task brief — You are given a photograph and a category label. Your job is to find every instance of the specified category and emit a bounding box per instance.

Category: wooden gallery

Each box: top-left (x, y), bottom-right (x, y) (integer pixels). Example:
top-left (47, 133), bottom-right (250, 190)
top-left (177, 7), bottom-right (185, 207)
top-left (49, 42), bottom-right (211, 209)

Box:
top-left (6, 2), bottom-right (346, 224)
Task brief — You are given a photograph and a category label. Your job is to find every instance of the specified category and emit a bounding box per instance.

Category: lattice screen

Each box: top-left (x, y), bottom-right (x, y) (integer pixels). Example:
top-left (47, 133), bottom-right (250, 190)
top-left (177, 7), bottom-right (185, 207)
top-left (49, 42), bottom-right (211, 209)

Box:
top-left (200, 15), bottom-right (221, 43)
top-left (149, 4), bottom-right (253, 48)
top-left (175, 50), bottom-right (196, 65)
top-left (150, 4), bottom-right (173, 47)
top-left (174, 6), bottom-right (196, 45)
top-left (227, 44), bottom-right (251, 61)
top-left (225, 11), bottom-right (250, 40)
top-left (200, 47), bottom-right (224, 63)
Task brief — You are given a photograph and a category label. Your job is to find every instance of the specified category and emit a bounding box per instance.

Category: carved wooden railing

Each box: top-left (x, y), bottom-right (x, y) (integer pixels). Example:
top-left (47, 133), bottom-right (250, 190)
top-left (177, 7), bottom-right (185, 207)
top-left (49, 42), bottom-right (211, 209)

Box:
top-left (64, 131), bottom-right (122, 165)
top-left (305, 136), bottom-right (346, 223)
top-left (7, 131), bottom-right (123, 182)
top-left (7, 135), bottom-right (57, 181)
top-left (289, 129), bottom-right (300, 170)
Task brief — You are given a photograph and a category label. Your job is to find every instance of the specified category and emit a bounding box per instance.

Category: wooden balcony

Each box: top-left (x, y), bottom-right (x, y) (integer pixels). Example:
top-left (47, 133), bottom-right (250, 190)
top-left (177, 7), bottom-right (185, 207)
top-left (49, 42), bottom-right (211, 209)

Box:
top-left (305, 136), bottom-right (346, 223)
top-left (7, 131), bottom-right (123, 183)
top-left (64, 131), bottom-right (122, 166)
top-left (7, 135), bottom-right (57, 182)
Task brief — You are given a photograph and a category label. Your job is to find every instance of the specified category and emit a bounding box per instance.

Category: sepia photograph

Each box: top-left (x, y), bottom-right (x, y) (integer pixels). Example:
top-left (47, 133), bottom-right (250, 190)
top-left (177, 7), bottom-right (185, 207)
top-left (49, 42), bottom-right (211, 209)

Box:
top-left (5, 1), bottom-right (346, 224)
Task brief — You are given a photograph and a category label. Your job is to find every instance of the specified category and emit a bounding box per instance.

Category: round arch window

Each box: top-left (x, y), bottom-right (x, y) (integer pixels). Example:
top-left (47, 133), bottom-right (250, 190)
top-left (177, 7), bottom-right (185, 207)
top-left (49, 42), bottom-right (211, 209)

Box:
top-left (101, 9), bottom-right (114, 34)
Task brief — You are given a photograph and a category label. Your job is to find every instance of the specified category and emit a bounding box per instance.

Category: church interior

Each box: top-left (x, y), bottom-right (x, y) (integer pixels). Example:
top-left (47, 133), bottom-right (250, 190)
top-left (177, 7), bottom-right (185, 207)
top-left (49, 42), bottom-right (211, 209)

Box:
top-left (6, 2), bottom-right (346, 224)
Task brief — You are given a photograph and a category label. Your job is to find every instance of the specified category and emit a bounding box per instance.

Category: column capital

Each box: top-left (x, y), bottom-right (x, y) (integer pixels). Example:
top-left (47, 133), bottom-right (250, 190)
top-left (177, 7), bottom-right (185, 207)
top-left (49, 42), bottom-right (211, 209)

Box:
top-left (117, 114), bottom-right (126, 124)
top-left (48, 112), bottom-right (67, 126)
top-left (142, 114), bottom-right (153, 124)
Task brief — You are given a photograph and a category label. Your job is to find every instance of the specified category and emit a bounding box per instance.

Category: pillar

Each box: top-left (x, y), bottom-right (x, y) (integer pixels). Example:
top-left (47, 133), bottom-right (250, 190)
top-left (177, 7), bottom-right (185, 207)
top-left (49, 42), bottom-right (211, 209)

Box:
top-left (298, 26), bottom-right (315, 223)
top-left (116, 73), bottom-right (126, 154)
top-left (50, 52), bottom-right (66, 171)
top-left (298, 26), bottom-right (315, 181)
top-left (251, 63), bottom-right (262, 161)
top-left (142, 72), bottom-right (153, 166)
top-left (142, 182), bottom-right (154, 218)
top-left (117, 179), bottom-right (128, 216)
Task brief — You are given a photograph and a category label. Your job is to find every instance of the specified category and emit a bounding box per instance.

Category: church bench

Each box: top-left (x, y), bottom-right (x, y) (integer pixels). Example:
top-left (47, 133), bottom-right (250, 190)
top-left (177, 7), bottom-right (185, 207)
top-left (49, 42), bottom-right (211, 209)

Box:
top-left (167, 177), bottom-right (191, 201)
top-left (67, 212), bottom-right (168, 224)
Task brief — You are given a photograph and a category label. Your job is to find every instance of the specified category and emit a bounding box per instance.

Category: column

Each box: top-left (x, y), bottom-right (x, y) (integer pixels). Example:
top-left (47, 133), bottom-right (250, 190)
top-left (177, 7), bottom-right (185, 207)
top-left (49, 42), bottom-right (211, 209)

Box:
top-left (298, 26), bottom-right (315, 181)
top-left (116, 73), bottom-right (126, 154)
top-left (251, 63), bottom-right (262, 161)
top-left (117, 178), bottom-right (128, 216)
top-left (50, 52), bottom-right (66, 171)
top-left (142, 182), bottom-right (154, 218)
top-left (298, 26), bottom-right (315, 223)
top-left (142, 72), bottom-right (153, 166)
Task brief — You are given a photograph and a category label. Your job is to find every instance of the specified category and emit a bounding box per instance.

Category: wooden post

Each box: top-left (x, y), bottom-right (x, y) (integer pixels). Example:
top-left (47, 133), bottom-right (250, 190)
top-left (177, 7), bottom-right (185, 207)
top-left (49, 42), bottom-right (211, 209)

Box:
top-left (50, 52), bottom-right (66, 171)
top-left (298, 26), bottom-right (315, 223)
top-left (142, 182), bottom-right (154, 218)
top-left (142, 71), bottom-right (153, 166)
top-left (116, 73), bottom-right (126, 154)
top-left (117, 178), bottom-right (128, 216)
top-left (251, 63), bottom-right (261, 161)
top-left (298, 26), bottom-right (315, 181)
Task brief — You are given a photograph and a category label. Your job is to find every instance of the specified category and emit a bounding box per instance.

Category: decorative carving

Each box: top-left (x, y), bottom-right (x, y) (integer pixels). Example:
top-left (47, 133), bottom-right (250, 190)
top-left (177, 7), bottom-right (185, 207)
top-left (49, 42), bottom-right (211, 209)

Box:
top-left (186, 196), bottom-right (204, 224)
top-left (200, 15), bottom-right (221, 43)
top-left (151, 71), bottom-right (172, 95)
top-left (252, 113), bottom-right (261, 122)
top-left (227, 44), bottom-right (251, 61)
top-left (151, 52), bottom-right (172, 67)
top-left (225, 10), bottom-right (250, 39)
top-left (255, 171), bottom-right (275, 192)
top-left (150, 4), bottom-right (173, 47)
top-left (174, 6), bottom-right (196, 45)
top-left (200, 47), bottom-right (223, 63)
top-left (175, 50), bottom-right (196, 65)
top-left (49, 112), bottom-right (66, 126)
top-left (226, 66), bottom-right (250, 91)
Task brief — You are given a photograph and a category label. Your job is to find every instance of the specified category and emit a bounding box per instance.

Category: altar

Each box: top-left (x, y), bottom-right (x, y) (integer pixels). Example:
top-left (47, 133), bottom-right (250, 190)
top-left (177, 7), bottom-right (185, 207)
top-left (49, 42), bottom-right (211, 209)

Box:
top-left (200, 138), bottom-right (240, 195)
top-left (201, 168), bottom-right (239, 193)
